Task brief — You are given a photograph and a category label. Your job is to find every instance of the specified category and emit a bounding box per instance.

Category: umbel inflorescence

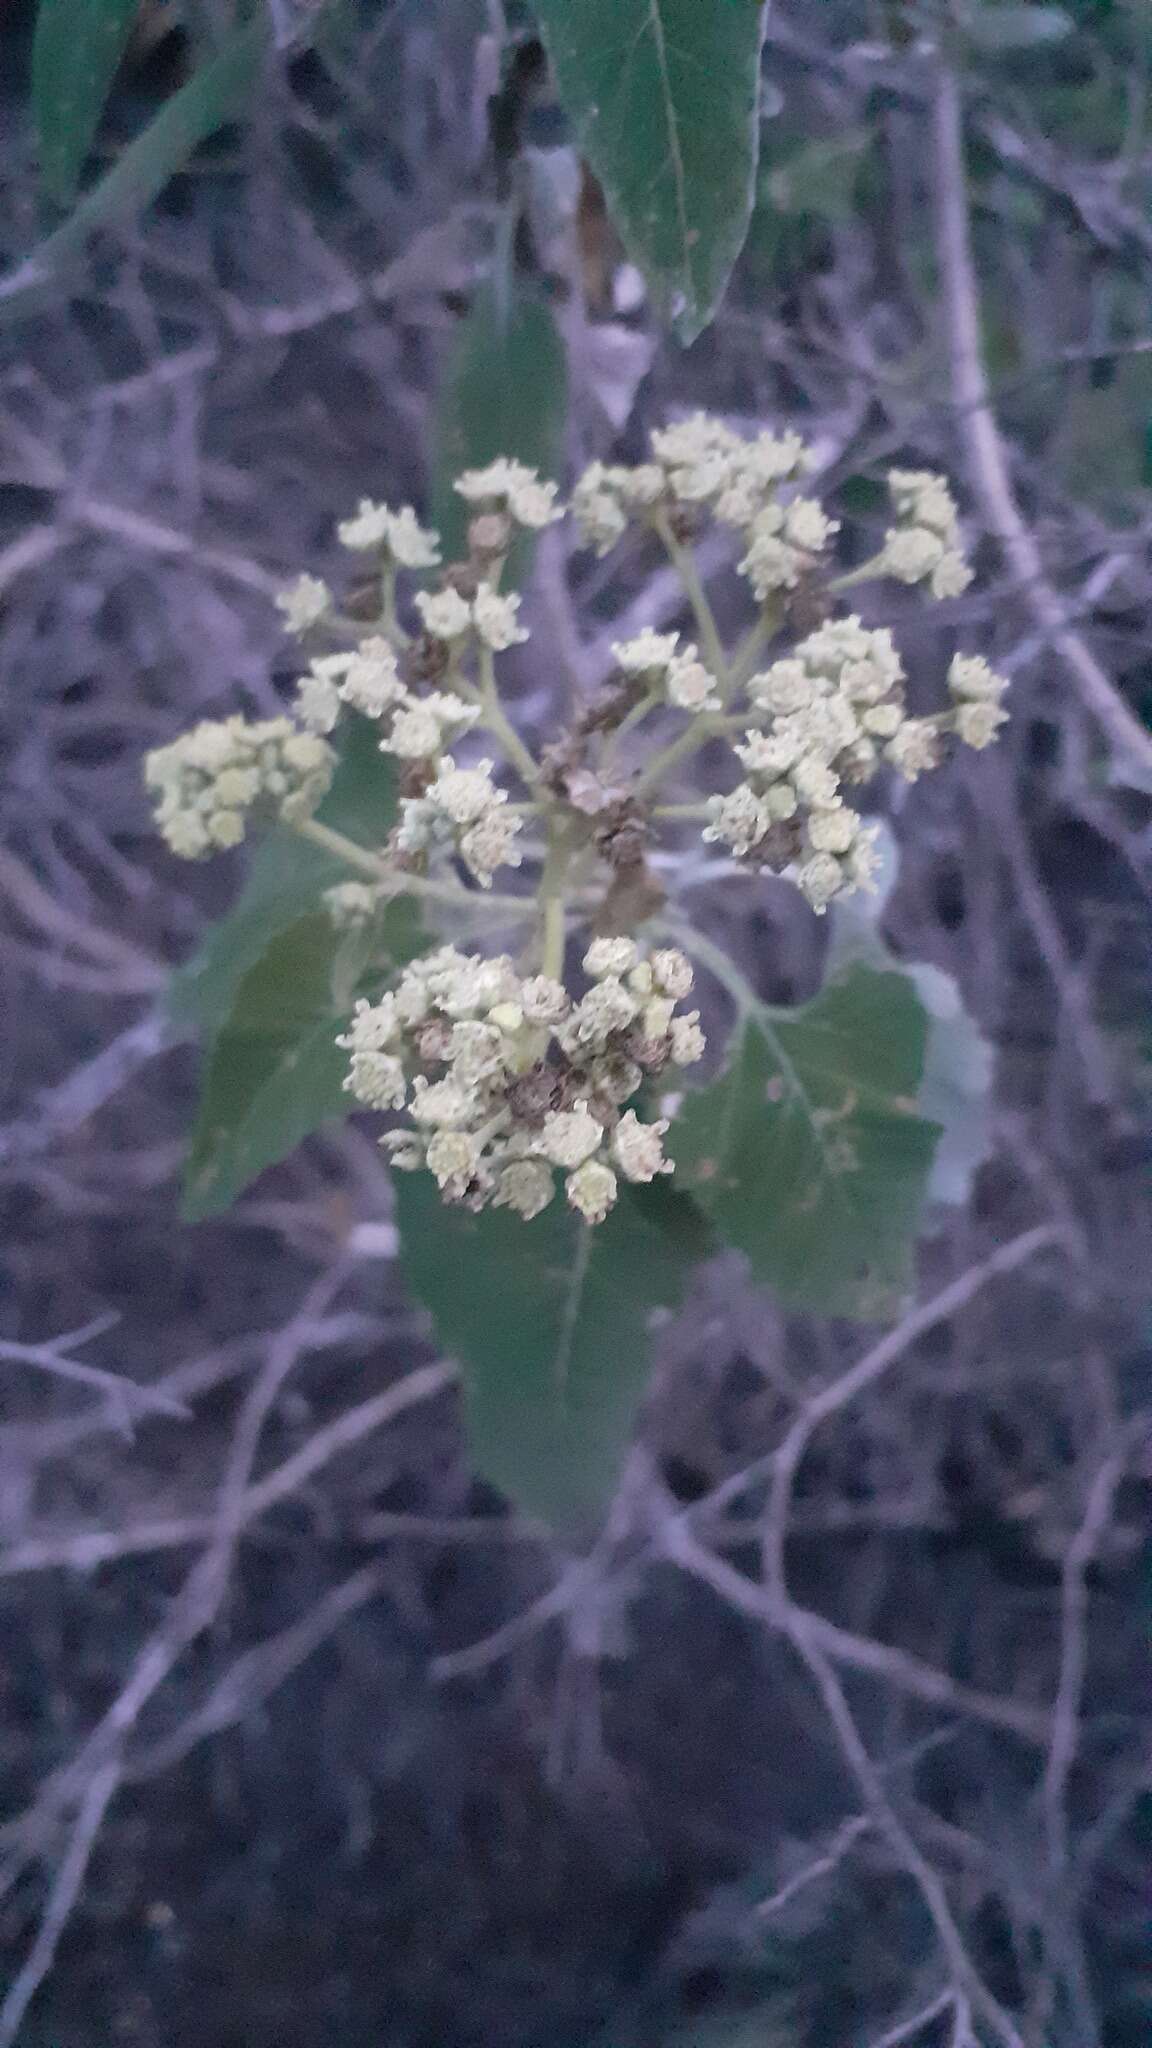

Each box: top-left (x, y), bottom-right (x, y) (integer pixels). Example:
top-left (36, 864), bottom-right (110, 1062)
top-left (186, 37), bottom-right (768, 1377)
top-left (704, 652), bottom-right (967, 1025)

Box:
top-left (145, 414), bottom-right (1009, 1223)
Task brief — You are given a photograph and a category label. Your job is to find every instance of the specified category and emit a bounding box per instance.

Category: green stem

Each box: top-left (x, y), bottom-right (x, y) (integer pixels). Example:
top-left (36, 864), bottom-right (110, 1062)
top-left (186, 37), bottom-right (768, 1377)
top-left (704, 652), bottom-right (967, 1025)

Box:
top-left (380, 565), bottom-right (409, 648)
top-left (652, 511), bottom-right (729, 686)
top-left (537, 818), bottom-right (575, 978)
top-left (633, 712), bottom-right (730, 799)
top-left (289, 815), bottom-right (532, 916)
top-left (828, 554), bottom-right (888, 595)
top-left (476, 644), bottom-right (541, 790)
top-left (599, 686), bottom-right (660, 771)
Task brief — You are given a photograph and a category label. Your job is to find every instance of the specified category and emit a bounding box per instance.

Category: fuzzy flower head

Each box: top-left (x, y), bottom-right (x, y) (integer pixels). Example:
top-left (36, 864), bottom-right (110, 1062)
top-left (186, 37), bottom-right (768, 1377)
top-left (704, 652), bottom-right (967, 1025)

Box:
top-left (455, 459), bottom-right (561, 530)
top-left (340, 945), bottom-right (704, 1226)
top-left (276, 574), bottom-right (331, 636)
top-left (145, 716), bottom-right (333, 858)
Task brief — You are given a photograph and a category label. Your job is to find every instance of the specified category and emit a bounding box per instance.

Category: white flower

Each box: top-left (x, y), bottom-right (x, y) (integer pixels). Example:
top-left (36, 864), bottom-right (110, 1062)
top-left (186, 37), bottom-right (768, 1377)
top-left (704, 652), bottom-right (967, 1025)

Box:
top-left (954, 700), bottom-right (1009, 749)
top-left (344, 1050), bottom-right (407, 1109)
top-left (338, 640), bottom-right (404, 718)
top-left (670, 1013), bottom-right (706, 1065)
top-left (276, 574), bottom-right (331, 635)
top-left (650, 948), bottom-right (694, 999)
top-left (612, 629), bottom-right (680, 675)
top-left (784, 497), bottom-right (838, 553)
top-left (472, 584), bottom-right (528, 650)
top-left (571, 463), bottom-right (629, 554)
top-left (883, 526), bottom-right (946, 584)
top-left (324, 881), bottom-right (379, 929)
top-left (611, 1111), bottom-right (670, 1183)
top-left (455, 459), bottom-right (561, 529)
top-left (459, 808), bottom-right (523, 887)
top-left (948, 653), bottom-right (1008, 701)
top-left (430, 759), bottom-right (502, 824)
top-left (860, 702), bottom-right (903, 738)
top-left (790, 756), bottom-right (842, 808)
top-left (415, 587), bottom-right (473, 640)
top-left (885, 718), bottom-right (940, 781)
top-left (703, 784), bottom-right (769, 856)
top-left (540, 1103), bottom-right (604, 1170)
top-left (566, 978), bottom-right (639, 1047)
top-left (385, 506), bottom-right (442, 569)
top-left (565, 1159), bottom-right (618, 1223)
top-left (806, 805), bottom-right (858, 856)
top-left (735, 727), bottom-right (806, 779)
top-left (666, 649), bottom-right (721, 712)
top-left (339, 994), bottom-right (400, 1052)
top-left (618, 464), bottom-right (666, 507)
top-left (388, 705), bottom-right (444, 760)
top-left (494, 1159), bottom-right (555, 1220)
top-left (738, 527), bottom-right (803, 600)
top-left (144, 715), bottom-right (333, 857)
top-left (796, 852), bottom-right (846, 913)
top-left (584, 936), bottom-right (639, 978)
top-left (931, 552), bottom-right (972, 600)
top-left (293, 666), bottom-right (342, 734)
top-left (410, 1078), bottom-right (474, 1129)
top-left (748, 660), bottom-right (814, 717)
top-left (519, 976), bottom-right (570, 1024)
top-left (338, 499), bottom-right (392, 551)
top-left (425, 1130), bottom-right (482, 1195)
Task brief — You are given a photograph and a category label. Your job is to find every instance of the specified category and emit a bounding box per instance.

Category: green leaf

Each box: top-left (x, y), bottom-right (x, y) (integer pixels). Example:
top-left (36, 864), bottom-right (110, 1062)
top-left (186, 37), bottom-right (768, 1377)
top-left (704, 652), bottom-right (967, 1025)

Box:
top-left (432, 273), bottom-right (568, 564)
top-left (673, 967), bottom-right (939, 1318)
top-left (531, 0), bottom-right (768, 341)
top-left (183, 896), bottom-right (419, 1219)
top-left (967, 4), bottom-right (1074, 49)
top-left (172, 715), bottom-right (398, 1040)
top-left (2, 17), bottom-right (266, 320)
top-left (763, 131), bottom-right (872, 224)
top-left (396, 1175), bottom-right (709, 1531)
top-left (33, 0), bottom-right (143, 203)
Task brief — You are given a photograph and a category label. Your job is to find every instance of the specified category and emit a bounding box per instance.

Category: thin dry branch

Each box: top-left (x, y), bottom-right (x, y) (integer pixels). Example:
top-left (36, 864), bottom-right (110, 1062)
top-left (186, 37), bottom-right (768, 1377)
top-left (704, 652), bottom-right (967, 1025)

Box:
top-left (931, 49), bottom-right (1152, 784)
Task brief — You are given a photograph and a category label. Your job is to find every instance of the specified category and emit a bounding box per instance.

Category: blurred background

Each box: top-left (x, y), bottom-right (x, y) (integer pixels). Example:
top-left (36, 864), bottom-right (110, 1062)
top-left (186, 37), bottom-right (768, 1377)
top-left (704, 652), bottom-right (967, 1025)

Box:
top-left (0, 3), bottom-right (1150, 2043)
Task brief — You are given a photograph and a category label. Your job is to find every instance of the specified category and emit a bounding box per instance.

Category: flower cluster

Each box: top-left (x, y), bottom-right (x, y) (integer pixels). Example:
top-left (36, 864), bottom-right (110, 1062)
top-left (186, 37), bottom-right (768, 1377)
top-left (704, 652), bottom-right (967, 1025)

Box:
top-left (703, 615), bottom-right (1008, 910)
top-left (339, 938), bottom-right (704, 1224)
top-left (395, 758), bottom-right (523, 888)
top-left (572, 414), bottom-right (823, 580)
top-left (337, 500), bottom-right (442, 567)
top-left (880, 471), bottom-right (972, 600)
top-left (145, 716), bottom-right (334, 858)
top-left (611, 631), bottom-right (721, 712)
top-left (455, 459), bottom-right (563, 531)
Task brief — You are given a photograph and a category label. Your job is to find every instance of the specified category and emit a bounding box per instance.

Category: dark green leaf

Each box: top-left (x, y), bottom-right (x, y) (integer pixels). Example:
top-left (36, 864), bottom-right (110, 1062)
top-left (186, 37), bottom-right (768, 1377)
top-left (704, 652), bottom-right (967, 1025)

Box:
top-left (432, 273), bottom-right (568, 564)
top-left (172, 715), bottom-right (399, 1039)
top-left (673, 967), bottom-right (939, 1318)
top-left (33, 0), bottom-right (143, 202)
top-left (396, 1175), bottom-right (708, 1531)
top-left (183, 895), bottom-right (419, 1219)
top-left (531, 0), bottom-right (767, 341)
top-left (1, 17), bottom-right (266, 320)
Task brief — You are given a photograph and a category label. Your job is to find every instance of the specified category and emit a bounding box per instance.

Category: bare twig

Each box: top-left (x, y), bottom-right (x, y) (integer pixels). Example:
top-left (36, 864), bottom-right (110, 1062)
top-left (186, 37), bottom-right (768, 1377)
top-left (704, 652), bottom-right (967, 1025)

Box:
top-left (931, 49), bottom-right (1152, 783)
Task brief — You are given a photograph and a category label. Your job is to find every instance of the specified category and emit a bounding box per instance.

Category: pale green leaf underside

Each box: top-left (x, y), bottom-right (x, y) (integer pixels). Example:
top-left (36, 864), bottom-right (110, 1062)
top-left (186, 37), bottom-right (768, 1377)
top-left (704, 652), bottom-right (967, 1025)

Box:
top-left (674, 965), bottom-right (940, 1317)
top-left (396, 1176), bottom-right (708, 1532)
top-left (532, 0), bottom-right (767, 341)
